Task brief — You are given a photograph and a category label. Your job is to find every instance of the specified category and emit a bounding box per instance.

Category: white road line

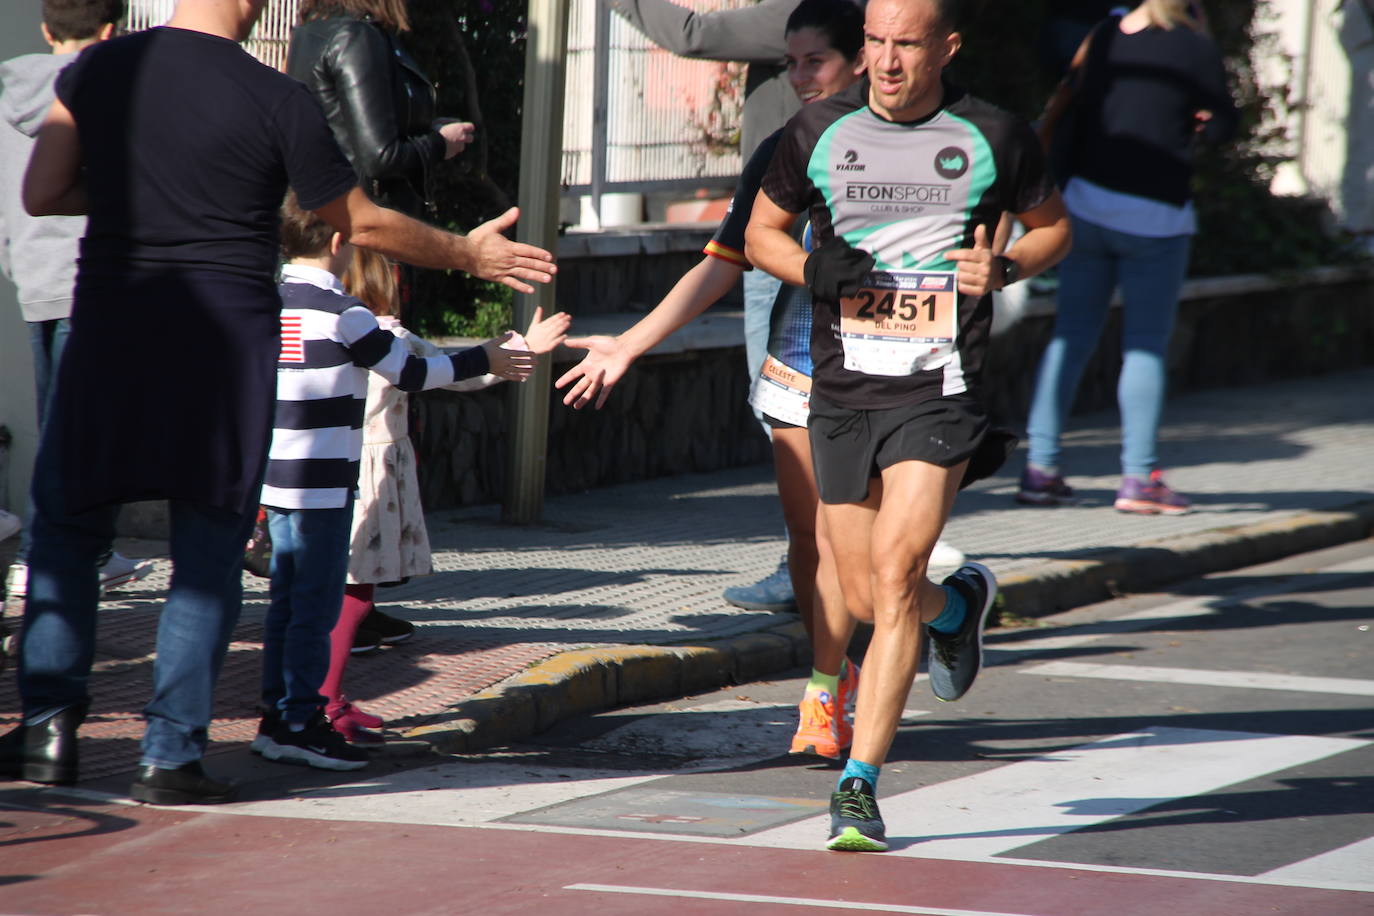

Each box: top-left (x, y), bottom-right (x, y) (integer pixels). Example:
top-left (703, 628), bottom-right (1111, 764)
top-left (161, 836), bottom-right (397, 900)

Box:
top-left (1258, 836), bottom-right (1374, 891)
top-left (745, 727), bottom-right (1368, 860)
top-left (193, 765), bottom-right (665, 824)
top-left (940, 855), bottom-right (1374, 894)
top-left (565, 883), bottom-right (1040, 915)
top-left (1023, 661), bottom-right (1374, 697)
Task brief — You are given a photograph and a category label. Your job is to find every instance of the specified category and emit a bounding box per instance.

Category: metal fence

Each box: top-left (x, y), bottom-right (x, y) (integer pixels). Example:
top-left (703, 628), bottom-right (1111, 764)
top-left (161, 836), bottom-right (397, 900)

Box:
top-left (126, 0), bottom-right (744, 203)
top-left (125, 0), bottom-right (293, 71)
top-left (561, 0), bottom-right (745, 199)
top-left (1263, 0), bottom-right (1371, 229)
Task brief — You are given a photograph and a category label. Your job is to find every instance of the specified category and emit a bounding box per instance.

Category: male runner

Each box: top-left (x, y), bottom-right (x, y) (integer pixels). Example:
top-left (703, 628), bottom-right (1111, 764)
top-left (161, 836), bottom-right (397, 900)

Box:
top-left (745, 0), bottom-right (1071, 851)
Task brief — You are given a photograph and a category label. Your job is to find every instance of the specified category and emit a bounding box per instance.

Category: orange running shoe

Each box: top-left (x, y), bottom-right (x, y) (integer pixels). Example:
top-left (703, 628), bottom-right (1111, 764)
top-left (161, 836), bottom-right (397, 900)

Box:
top-left (790, 690), bottom-right (848, 759)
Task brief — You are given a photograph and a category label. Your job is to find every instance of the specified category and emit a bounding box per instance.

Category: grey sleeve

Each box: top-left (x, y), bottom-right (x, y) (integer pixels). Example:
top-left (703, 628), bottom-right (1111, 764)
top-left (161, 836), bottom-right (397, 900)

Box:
top-left (607, 0), bottom-right (790, 62)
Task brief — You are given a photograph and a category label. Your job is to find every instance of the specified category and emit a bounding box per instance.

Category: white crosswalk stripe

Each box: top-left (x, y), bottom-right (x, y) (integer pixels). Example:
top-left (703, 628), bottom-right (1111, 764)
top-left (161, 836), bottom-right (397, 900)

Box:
top-left (744, 727), bottom-right (1368, 861)
top-left (1021, 661), bottom-right (1374, 696)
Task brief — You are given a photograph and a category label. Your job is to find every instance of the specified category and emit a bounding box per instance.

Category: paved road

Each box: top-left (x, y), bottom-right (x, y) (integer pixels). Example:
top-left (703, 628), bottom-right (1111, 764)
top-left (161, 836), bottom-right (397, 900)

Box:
top-left (4, 540), bottom-right (1371, 914)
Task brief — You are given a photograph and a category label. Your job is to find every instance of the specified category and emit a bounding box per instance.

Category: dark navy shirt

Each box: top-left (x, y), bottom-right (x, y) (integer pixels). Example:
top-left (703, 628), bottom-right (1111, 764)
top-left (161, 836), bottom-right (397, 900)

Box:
top-left (49, 27), bottom-right (357, 515)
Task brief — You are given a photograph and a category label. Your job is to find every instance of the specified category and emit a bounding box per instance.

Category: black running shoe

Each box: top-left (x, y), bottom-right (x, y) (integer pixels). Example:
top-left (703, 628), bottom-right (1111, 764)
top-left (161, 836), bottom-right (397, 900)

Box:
top-left (363, 607), bottom-right (415, 644)
top-left (256, 711), bottom-right (369, 771)
top-left (130, 761), bottom-right (237, 805)
top-left (351, 627), bottom-right (382, 655)
top-left (827, 776), bottom-right (887, 852)
top-left (927, 561), bottom-right (998, 702)
top-left (248, 707), bottom-right (281, 756)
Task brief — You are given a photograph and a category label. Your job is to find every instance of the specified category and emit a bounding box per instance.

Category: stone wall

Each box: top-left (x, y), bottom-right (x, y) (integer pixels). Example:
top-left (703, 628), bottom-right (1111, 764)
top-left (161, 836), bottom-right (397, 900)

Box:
top-left (411, 345), bottom-right (769, 512)
top-left (413, 266), bottom-right (1374, 511)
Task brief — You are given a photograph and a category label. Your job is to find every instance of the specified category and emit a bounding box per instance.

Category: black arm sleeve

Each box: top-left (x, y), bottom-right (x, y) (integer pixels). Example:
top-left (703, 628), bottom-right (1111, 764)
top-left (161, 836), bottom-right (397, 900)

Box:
top-left (449, 346), bottom-right (490, 382)
top-left (1193, 44), bottom-right (1239, 146)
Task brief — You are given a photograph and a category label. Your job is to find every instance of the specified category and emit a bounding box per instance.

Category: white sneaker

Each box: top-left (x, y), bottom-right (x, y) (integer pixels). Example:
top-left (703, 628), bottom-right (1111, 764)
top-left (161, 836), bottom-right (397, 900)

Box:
top-left (0, 510), bottom-right (19, 543)
top-left (5, 563), bottom-right (26, 600)
top-left (929, 539), bottom-right (966, 569)
top-left (99, 552), bottom-right (155, 594)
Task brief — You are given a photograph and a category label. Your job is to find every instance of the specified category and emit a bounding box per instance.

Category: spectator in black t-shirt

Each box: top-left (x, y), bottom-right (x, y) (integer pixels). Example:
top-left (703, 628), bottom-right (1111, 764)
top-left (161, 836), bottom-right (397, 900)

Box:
top-left (0, 0), bottom-right (553, 806)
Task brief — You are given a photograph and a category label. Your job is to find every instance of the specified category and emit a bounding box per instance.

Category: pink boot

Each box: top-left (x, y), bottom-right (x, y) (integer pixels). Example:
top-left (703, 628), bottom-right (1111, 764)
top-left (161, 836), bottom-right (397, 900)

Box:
top-left (328, 702), bottom-right (386, 746)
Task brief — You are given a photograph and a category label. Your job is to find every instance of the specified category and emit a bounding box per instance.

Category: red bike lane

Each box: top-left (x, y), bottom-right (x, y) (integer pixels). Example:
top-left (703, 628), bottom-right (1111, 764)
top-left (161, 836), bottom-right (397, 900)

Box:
top-left (3, 789), bottom-right (1368, 916)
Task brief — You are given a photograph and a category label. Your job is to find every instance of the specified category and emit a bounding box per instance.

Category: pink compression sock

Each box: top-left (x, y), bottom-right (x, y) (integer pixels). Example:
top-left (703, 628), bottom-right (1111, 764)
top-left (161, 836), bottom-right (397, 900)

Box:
top-left (322, 583), bottom-right (375, 718)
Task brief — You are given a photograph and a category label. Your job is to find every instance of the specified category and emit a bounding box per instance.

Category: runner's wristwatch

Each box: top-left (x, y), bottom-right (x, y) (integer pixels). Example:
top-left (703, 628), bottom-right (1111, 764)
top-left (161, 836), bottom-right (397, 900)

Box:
top-left (995, 255), bottom-right (1021, 289)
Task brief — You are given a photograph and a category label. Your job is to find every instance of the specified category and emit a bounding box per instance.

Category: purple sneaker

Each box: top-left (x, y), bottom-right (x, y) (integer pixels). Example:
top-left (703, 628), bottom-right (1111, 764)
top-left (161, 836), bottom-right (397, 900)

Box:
top-left (1115, 470), bottom-right (1192, 515)
top-left (1016, 466), bottom-right (1076, 506)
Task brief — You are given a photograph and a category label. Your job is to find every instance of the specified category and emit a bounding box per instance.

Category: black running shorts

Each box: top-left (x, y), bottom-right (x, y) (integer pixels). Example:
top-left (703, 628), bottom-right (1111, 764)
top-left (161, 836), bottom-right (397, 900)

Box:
top-left (763, 412), bottom-right (802, 431)
top-left (807, 393), bottom-right (1017, 504)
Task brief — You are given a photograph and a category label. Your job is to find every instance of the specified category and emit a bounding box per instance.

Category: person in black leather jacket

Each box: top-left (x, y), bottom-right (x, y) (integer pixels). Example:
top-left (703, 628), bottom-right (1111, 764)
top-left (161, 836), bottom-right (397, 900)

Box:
top-left (286, 0), bottom-right (473, 220)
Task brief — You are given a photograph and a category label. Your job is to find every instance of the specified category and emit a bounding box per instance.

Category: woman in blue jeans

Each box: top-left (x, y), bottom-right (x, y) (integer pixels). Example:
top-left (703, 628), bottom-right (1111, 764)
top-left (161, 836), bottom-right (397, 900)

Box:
top-left (1018, 0), bottom-right (1236, 514)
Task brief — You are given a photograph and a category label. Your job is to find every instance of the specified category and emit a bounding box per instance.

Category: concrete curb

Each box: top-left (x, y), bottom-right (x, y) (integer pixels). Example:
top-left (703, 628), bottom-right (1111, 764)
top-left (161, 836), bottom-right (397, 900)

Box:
top-left (998, 500), bottom-right (1374, 617)
top-left (405, 501), bottom-right (1374, 755)
top-left (409, 622), bottom-right (811, 754)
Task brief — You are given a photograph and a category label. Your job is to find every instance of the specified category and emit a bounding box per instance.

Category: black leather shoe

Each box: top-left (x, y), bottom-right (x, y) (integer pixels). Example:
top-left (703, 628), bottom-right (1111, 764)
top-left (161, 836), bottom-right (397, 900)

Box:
top-left (0, 702), bottom-right (88, 785)
top-left (130, 760), bottom-right (238, 805)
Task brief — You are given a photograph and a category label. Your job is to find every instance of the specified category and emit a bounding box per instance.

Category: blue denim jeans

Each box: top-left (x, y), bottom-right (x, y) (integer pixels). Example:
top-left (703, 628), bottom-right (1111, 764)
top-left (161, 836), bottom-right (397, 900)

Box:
top-left (19, 421), bottom-right (259, 768)
top-left (28, 318), bottom-right (71, 430)
top-left (1025, 217), bottom-right (1192, 478)
top-left (16, 319), bottom-right (72, 563)
top-left (262, 504), bottom-right (353, 725)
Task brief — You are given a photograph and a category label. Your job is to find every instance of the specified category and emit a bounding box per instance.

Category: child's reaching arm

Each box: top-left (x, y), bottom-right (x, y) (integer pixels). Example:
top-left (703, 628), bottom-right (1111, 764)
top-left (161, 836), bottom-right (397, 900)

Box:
top-left (439, 306), bottom-right (570, 391)
top-left (479, 332), bottom-right (536, 382)
top-left (521, 306), bottom-right (571, 355)
top-left (343, 305), bottom-right (533, 391)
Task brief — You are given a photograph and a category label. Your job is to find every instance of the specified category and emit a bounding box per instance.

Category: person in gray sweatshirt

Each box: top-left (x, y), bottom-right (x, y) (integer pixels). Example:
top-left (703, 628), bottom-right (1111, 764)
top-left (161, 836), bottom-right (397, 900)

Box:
top-left (0, 0), bottom-right (151, 603)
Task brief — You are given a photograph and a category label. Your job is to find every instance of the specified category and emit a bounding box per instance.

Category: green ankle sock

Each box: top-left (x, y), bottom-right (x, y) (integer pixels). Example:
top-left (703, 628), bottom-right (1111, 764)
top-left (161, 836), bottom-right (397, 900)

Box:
top-left (805, 668), bottom-right (840, 696)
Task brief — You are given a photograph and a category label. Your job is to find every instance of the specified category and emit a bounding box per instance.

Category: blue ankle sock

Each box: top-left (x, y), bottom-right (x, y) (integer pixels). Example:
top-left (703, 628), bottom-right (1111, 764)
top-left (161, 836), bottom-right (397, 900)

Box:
top-left (839, 758), bottom-right (880, 792)
top-left (928, 585), bottom-right (967, 634)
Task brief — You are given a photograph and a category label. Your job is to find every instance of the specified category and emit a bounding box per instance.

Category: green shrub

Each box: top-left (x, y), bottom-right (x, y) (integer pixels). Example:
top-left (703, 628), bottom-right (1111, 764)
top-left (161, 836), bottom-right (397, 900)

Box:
top-left (403, 0), bottom-right (528, 337)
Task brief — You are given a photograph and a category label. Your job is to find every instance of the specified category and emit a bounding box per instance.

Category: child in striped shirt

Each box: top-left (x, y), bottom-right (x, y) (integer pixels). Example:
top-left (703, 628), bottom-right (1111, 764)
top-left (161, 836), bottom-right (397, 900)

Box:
top-left (249, 195), bottom-right (563, 771)
top-left (322, 248), bottom-right (569, 744)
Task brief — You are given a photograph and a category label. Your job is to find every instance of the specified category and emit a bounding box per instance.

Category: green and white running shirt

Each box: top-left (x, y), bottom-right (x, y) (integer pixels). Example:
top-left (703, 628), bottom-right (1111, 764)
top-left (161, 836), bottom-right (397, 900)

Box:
top-left (762, 79), bottom-right (1053, 409)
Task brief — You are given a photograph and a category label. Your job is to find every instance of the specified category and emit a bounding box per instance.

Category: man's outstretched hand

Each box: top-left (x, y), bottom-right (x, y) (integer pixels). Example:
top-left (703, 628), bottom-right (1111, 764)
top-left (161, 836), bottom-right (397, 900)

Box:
top-left (469, 207), bottom-right (557, 294)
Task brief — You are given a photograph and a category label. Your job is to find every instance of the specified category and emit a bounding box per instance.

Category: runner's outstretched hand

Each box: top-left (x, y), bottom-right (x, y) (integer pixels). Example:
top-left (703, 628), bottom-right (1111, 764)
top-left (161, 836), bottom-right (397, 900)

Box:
top-left (468, 207), bottom-right (557, 294)
top-left (804, 236), bottom-right (875, 302)
top-left (555, 336), bottom-right (633, 410)
top-left (945, 223), bottom-right (997, 297)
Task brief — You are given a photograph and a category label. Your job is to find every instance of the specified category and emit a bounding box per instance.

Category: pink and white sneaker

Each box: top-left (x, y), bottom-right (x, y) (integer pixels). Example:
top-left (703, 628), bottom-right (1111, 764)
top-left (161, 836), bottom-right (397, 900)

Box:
top-left (1114, 470), bottom-right (1192, 515)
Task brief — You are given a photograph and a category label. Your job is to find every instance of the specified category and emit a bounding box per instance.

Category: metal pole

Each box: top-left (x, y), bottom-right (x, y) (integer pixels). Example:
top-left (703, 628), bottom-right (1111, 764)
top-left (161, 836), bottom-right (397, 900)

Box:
top-left (1293, 0), bottom-right (1317, 187)
top-left (504, 0), bottom-right (570, 524)
top-left (590, 0), bottom-right (611, 226)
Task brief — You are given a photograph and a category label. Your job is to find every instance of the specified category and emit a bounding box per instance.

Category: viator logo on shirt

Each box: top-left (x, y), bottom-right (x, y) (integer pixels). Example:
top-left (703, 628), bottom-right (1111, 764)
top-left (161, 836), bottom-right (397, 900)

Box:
top-left (836, 149), bottom-right (867, 171)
